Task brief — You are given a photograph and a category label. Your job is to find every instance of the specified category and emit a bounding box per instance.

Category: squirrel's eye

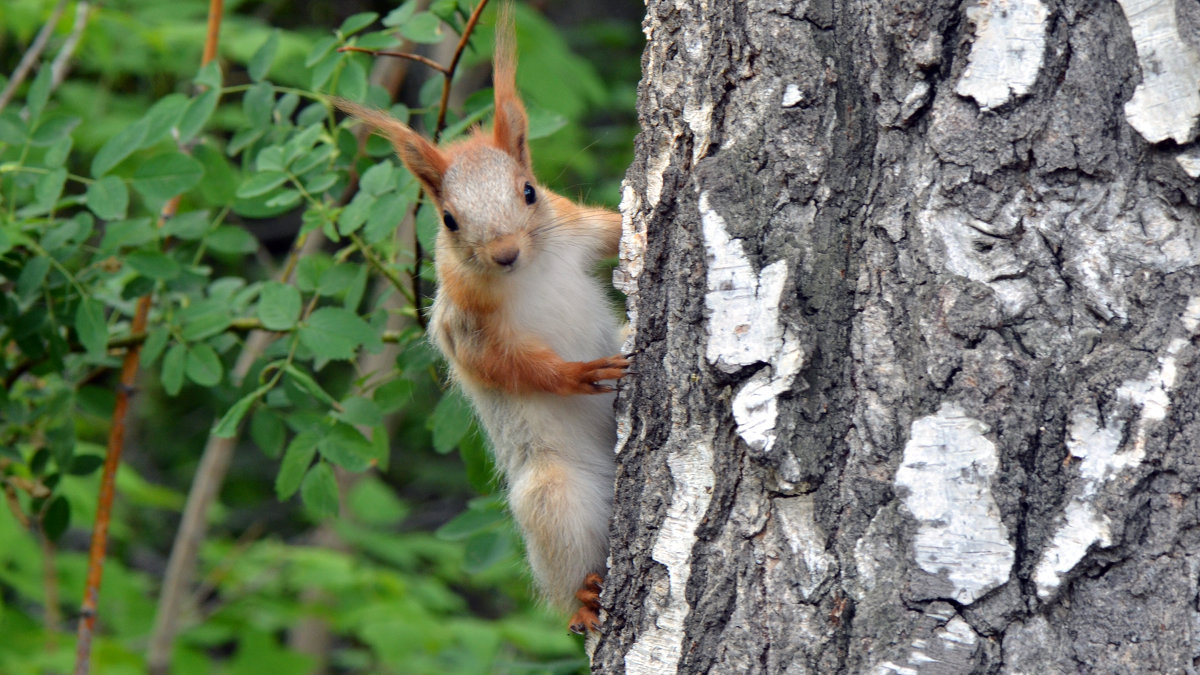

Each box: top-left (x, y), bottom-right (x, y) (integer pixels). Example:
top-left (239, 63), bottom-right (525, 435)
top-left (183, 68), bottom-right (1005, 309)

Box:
top-left (523, 182), bottom-right (536, 205)
top-left (443, 211), bottom-right (459, 232)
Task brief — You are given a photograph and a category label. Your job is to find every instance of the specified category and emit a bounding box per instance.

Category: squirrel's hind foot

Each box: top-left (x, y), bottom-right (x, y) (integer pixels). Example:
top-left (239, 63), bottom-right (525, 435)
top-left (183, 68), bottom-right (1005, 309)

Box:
top-left (567, 573), bottom-right (604, 634)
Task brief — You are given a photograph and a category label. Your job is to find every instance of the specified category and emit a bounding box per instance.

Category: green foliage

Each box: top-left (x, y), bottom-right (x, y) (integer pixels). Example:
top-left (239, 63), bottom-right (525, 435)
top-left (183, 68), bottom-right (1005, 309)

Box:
top-left (0, 0), bottom-right (637, 672)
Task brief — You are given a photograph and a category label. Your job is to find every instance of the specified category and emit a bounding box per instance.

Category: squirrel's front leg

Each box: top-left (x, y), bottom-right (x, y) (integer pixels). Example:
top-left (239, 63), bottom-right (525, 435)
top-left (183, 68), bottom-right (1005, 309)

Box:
top-left (454, 332), bottom-right (628, 396)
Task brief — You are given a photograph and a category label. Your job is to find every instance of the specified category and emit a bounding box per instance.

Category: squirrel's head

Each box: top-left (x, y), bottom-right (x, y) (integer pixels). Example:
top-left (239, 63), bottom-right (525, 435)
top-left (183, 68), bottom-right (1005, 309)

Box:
top-left (336, 5), bottom-right (543, 278)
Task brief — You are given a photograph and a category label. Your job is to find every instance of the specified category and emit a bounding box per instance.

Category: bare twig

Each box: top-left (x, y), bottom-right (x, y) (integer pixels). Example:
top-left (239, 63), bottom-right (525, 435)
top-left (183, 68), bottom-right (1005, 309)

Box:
top-left (434, 0), bottom-right (492, 140)
top-left (338, 45), bottom-right (447, 74)
top-left (49, 2), bottom-right (92, 92)
top-left (0, 0), bottom-right (70, 113)
top-left (73, 2), bottom-right (224, 673)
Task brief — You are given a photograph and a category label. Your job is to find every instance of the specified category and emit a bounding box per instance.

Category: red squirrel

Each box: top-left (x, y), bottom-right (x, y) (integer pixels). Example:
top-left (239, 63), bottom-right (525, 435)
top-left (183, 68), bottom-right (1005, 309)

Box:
top-left (337, 6), bottom-right (626, 634)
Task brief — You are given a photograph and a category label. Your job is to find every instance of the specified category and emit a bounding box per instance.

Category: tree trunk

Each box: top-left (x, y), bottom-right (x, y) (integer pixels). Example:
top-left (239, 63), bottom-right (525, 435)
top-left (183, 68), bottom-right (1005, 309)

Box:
top-left (597, 0), bottom-right (1200, 673)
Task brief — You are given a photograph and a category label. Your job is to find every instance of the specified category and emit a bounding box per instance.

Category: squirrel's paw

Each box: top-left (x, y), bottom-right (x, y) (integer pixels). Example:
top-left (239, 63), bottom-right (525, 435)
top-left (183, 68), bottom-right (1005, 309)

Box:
top-left (568, 573), bottom-right (604, 634)
top-left (565, 356), bottom-right (629, 394)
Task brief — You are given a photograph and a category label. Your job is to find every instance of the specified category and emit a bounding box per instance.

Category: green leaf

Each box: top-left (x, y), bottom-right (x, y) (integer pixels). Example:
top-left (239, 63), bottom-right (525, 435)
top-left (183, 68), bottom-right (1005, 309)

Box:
top-left (163, 210), bottom-right (211, 240)
top-left (335, 57), bottom-right (368, 102)
top-left (213, 384), bottom-right (270, 438)
top-left (250, 408), bottom-right (286, 458)
top-left (16, 256), bottom-right (50, 302)
top-left (249, 30), bottom-right (280, 82)
top-left (139, 94), bottom-right (190, 148)
top-left (131, 152), bottom-right (205, 204)
top-left (85, 176), bottom-right (129, 220)
top-left (305, 36), bottom-right (338, 68)
top-left (35, 168), bottom-right (67, 210)
top-left (347, 477), bottom-right (409, 526)
top-left (317, 422), bottom-right (374, 471)
top-left (194, 61), bottom-right (222, 90)
top-left (339, 12), bottom-right (379, 37)
top-left (400, 12), bottom-right (445, 44)
top-left (301, 462), bottom-right (339, 518)
top-left (31, 115), bottom-right (80, 146)
top-left (337, 192), bottom-right (374, 235)
top-left (92, 122), bottom-right (148, 177)
top-left (291, 143), bottom-right (334, 175)
top-left (276, 430), bottom-right (320, 499)
top-left (284, 364), bottom-right (337, 407)
top-left (428, 388), bottom-right (473, 454)
top-left (463, 529), bottom-right (514, 574)
top-left (257, 282), bottom-right (301, 331)
top-left (126, 251), bottom-right (181, 280)
top-left (162, 343), bottom-right (187, 396)
top-left (317, 264), bottom-right (358, 298)
top-left (459, 430), bottom-right (495, 494)
top-left (374, 378), bottom-right (414, 413)
top-left (142, 326), bottom-right (170, 366)
top-left (26, 66), bottom-right (52, 120)
top-left (185, 343), bottom-right (223, 386)
top-left (382, 1), bottom-right (418, 27)
top-left (206, 225), bottom-right (257, 254)
top-left (42, 496), bottom-right (70, 542)
top-left (236, 171), bottom-right (289, 199)
top-left (298, 307), bottom-right (379, 361)
top-left (416, 202), bottom-right (439, 254)
top-left (43, 135), bottom-right (72, 167)
top-left (359, 162), bottom-right (394, 195)
top-left (195, 143), bottom-right (240, 204)
top-left (435, 506), bottom-right (506, 541)
top-left (75, 298), bottom-right (108, 360)
top-left (526, 103), bottom-right (569, 140)
top-left (179, 302), bottom-right (232, 341)
top-left (244, 81), bottom-right (275, 129)
top-left (68, 454), bottom-right (105, 476)
top-left (335, 396), bottom-right (382, 428)
top-left (178, 88), bottom-right (220, 143)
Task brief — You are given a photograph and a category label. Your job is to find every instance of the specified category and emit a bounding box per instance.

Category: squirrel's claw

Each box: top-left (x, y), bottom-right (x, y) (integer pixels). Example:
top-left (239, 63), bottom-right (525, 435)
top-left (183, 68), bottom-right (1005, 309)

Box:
top-left (568, 573), bottom-right (604, 634)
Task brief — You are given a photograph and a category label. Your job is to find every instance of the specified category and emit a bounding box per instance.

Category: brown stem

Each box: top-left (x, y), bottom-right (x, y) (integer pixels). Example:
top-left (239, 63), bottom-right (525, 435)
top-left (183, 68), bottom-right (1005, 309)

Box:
top-left (337, 45), bottom-right (447, 74)
top-left (73, 2), bottom-right (224, 673)
top-left (408, 0), bottom-right (490, 330)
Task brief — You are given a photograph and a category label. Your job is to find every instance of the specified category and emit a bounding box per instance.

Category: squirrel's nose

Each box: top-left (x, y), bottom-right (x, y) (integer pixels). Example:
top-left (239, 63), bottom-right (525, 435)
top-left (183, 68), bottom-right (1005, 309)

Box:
top-left (492, 247), bottom-right (520, 267)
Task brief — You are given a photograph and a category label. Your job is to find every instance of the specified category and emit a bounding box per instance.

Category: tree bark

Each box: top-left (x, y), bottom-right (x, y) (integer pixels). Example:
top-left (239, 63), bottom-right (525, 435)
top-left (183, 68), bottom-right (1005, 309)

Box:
top-left (598, 1), bottom-right (1200, 673)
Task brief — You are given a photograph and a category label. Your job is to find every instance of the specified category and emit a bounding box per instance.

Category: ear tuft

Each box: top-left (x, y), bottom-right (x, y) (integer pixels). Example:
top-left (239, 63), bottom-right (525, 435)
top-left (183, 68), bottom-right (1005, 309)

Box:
top-left (491, 4), bottom-right (530, 170)
top-left (334, 98), bottom-right (449, 203)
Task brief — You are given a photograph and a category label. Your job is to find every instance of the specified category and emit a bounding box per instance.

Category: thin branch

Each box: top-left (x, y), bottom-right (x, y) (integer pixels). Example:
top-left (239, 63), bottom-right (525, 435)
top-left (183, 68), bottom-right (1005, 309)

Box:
top-left (337, 46), bottom-right (447, 74)
top-left (49, 2), bottom-right (92, 93)
top-left (0, 0), bottom-right (70, 113)
top-left (73, 2), bottom-right (224, 673)
top-left (434, 0), bottom-right (492, 141)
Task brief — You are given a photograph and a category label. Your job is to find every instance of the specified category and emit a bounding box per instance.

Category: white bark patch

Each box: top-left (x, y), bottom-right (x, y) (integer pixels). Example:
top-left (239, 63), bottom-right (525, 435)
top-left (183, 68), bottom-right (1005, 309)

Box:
top-left (895, 402), bottom-right (1015, 604)
top-left (955, 0), bottom-right (1049, 111)
top-left (1116, 0), bottom-right (1200, 144)
top-left (1034, 295), bottom-right (1200, 598)
top-left (700, 191), bottom-right (805, 453)
top-left (875, 614), bottom-right (981, 675)
top-left (782, 83), bottom-right (806, 107)
top-left (624, 441), bottom-right (715, 674)
top-left (772, 496), bottom-right (834, 599)
top-left (1032, 411), bottom-right (1125, 598)
top-left (1178, 148), bottom-right (1200, 178)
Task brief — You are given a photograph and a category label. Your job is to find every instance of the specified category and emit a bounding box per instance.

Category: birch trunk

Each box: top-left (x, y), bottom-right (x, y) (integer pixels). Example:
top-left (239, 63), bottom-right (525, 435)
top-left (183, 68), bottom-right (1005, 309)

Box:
top-left (597, 0), bottom-right (1200, 672)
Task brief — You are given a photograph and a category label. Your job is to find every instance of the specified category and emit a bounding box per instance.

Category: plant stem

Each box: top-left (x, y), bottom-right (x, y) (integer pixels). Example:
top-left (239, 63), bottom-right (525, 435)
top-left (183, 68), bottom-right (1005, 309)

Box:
top-left (73, 2), bottom-right (224, 673)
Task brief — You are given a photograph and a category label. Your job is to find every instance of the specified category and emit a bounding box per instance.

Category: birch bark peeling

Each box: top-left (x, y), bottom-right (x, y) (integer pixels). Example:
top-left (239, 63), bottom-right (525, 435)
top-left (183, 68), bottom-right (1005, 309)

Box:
top-left (599, 0), bottom-right (1200, 672)
top-left (1116, 0), bottom-right (1200, 144)
top-left (955, 0), bottom-right (1049, 111)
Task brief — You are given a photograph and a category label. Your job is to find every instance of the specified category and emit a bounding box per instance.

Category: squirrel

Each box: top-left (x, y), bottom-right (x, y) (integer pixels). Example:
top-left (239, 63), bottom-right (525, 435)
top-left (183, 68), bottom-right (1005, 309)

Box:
top-left (336, 5), bottom-right (627, 634)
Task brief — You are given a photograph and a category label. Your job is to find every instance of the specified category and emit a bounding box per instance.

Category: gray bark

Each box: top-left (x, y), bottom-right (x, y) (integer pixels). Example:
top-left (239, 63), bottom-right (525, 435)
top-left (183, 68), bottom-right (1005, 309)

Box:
top-left (597, 1), bottom-right (1200, 673)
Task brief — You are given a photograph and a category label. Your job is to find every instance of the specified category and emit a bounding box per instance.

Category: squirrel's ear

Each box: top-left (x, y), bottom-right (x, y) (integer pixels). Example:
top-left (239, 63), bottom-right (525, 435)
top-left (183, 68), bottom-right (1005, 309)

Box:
top-left (491, 4), bottom-right (530, 170)
top-left (334, 99), bottom-right (449, 203)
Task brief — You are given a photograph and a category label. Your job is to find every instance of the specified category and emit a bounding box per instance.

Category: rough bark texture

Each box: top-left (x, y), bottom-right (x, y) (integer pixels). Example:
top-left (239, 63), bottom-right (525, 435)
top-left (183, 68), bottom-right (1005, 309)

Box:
top-left (597, 1), bottom-right (1200, 673)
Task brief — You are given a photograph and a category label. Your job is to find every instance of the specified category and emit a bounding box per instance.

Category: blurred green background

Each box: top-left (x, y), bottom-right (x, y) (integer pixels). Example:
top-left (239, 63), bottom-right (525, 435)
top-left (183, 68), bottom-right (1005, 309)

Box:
top-left (0, 0), bottom-right (642, 672)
